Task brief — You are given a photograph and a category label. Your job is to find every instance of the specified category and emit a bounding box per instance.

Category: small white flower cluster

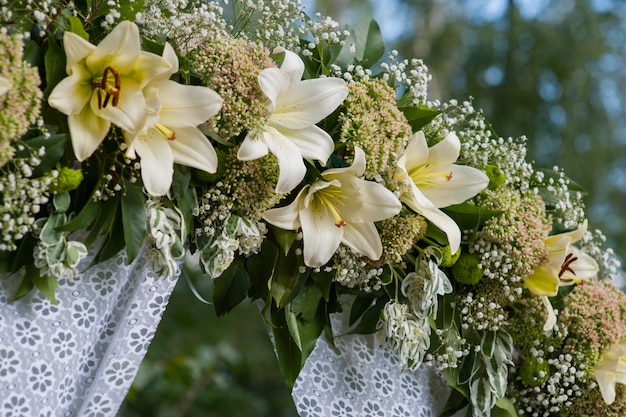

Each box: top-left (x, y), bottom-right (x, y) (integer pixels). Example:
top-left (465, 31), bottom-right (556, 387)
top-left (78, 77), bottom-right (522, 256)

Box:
top-left (332, 245), bottom-right (384, 292)
top-left (0, 147), bottom-right (53, 251)
top-left (195, 185), bottom-right (267, 278)
top-left (328, 63), bottom-right (372, 83)
top-left (513, 351), bottom-right (586, 417)
top-left (140, 1), bottom-right (228, 47)
top-left (577, 228), bottom-right (621, 282)
top-left (470, 239), bottom-right (523, 300)
top-left (380, 300), bottom-right (431, 371)
top-left (299, 12), bottom-right (348, 57)
top-left (531, 167), bottom-right (586, 230)
top-left (379, 50), bottom-right (432, 104)
top-left (145, 199), bottom-right (186, 279)
top-left (459, 292), bottom-right (507, 332)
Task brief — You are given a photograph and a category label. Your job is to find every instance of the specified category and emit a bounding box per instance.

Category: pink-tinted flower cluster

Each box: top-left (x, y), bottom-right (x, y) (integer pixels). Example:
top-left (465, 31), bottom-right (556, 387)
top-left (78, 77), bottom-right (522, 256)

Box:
top-left (193, 35), bottom-right (275, 141)
top-left (339, 79), bottom-right (412, 179)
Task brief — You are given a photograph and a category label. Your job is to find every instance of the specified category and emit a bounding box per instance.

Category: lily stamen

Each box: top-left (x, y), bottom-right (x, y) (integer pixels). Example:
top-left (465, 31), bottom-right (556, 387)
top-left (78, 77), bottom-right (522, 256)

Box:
top-left (92, 66), bottom-right (122, 109)
top-left (154, 123), bottom-right (176, 140)
top-left (316, 189), bottom-right (347, 227)
top-left (559, 253), bottom-right (579, 280)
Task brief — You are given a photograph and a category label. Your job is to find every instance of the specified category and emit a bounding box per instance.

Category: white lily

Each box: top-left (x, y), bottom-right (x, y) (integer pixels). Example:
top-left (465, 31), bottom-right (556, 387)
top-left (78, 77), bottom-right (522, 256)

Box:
top-left (238, 48), bottom-right (348, 194)
top-left (594, 341), bottom-right (626, 405)
top-left (124, 44), bottom-right (223, 196)
top-left (524, 220), bottom-right (599, 331)
top-left (262, 148), bottom-right (402, 267)
top-left (48, 21), bottom-right (172, 161)
top-left (394, 131), bottom-right (489, 254)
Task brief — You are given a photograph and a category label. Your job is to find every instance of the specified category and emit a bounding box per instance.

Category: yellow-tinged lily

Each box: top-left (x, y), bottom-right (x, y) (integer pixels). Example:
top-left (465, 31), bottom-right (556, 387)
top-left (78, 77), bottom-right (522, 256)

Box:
top-left (394, 131), bottom-right (489, 254)
top-left (524, 220), bottom-right (599, 331)
top-left (48, 21), bottom-right (172, 161)
top-left (238, 48), bottom-right (348, 194)
top-left (262, 148), bottom-right (402, 267)
top-left (594, 341), bottom-right (626, 405)
top-left (124, 44), bottom-right (223, 196)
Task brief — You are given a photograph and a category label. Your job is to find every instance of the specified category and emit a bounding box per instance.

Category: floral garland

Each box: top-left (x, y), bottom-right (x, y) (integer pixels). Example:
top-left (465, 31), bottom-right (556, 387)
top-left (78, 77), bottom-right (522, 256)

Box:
top-left (1, 1), bottom-right (624, 416)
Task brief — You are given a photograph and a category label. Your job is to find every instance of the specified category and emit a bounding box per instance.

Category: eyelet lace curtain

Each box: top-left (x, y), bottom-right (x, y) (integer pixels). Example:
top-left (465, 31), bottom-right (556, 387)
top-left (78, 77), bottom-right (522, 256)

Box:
top-left (0, 247), bottom-right (177, 417)
top-left (292, 306), bottom-right (455, 417)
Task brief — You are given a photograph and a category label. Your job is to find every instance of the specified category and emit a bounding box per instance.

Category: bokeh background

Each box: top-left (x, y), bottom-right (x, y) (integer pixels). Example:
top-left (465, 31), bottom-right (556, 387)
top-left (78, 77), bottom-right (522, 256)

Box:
top-left (119, 0), bottom-right (626, 415)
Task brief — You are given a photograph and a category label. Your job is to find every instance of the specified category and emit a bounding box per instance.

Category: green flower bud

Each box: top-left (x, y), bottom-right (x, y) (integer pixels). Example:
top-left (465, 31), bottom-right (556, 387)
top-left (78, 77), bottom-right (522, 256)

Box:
top-left (486, 165), bottom-right (506, 190)
top-left (519, 356), bottom-right (550, 387)
top-left (451, 252), bottom-right (483, 285)
top-left (50, 167), bottom-right (83, 193)
top-left (440, 245), bottom-right (461, 267)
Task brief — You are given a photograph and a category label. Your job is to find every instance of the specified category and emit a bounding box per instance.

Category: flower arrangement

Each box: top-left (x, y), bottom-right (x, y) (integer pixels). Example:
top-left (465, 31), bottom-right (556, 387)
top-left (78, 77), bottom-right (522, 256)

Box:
top-left (1, 1), bottom-right (624, 416)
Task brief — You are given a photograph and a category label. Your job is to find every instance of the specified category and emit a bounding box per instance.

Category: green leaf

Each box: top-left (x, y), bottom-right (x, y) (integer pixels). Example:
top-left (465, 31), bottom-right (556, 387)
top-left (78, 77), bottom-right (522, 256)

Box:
top-left (438, 388), bottom-right (470, 417)
top-left (213, 259), bottom-right (250, 316)
top-left (26, 265), bottom-right (59, 304)
top-left (470, 378), bottom-right (496, 416)
top-left (53, 192), bottom-right (71, 212)
top-left (44, 37), bottom-right (67, 96)
top-left (493, 397), bottom-right (519, 417)
top-left (121, 180), bottom-right (147, 264)
top-left (481, 330), bottom-right (497, 358)
top-left (57, 197), bottom-right (102, 232)
top-left (269, 247), bottom-right (304, 308)
top-left (457, 350), bottom-right (481, 385)
top-left (20, 134), bottom-right (68, 177)
top-left (10, 274), bottom-right (35, 302)
top-left (270, 226), bottom-right (298, 256)
top-left (443, 202), bottom-right (502, 231)
top-left (349, 296), bottom-right (375, 326)
top-left (118, 0), bottom-right (145, 21)
top-left (400, 106), bottom-right (441, 132)
top-left (270, 306), bottom-right (302, 390)
top-left (310, 268), bottom-right (335, 301)
top-left (351, 18), bottom-right (385, 67)
top-left (246, 240), bottom-right (279, 300)
top-left (68, 15), bottom-right (89, 40)
top-left (348, 298), bottom-right (386, 335)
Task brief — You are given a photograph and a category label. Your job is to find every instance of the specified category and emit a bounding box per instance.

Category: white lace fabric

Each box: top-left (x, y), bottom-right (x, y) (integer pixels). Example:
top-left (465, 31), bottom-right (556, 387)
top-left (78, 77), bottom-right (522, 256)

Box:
top-left (0, 248), bottom-right (177, 417)
top-left (292, 312), bottom-right (453, 417)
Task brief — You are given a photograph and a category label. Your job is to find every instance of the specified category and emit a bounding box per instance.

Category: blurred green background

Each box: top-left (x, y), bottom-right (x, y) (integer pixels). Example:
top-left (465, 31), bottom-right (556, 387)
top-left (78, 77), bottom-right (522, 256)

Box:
top-left (119, 1), bottom-right (626, 415)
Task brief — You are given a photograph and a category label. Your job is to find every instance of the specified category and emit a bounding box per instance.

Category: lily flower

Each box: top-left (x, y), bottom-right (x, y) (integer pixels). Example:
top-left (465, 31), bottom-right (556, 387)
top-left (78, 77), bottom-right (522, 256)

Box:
top-left (594, 341), bottom-right (626, 405)
top-left (394, 131), bottom-right (489, 254)
top-left (48, 21), bottom-right (172, 161)
top-left (524, 220), bottom-right (599, 331)
top-left (237, 48), bottom-right (348, 194)
top-left (262, 147), bottom-right (402, 267)
top-left (124, 44), bottom-right (223, 196)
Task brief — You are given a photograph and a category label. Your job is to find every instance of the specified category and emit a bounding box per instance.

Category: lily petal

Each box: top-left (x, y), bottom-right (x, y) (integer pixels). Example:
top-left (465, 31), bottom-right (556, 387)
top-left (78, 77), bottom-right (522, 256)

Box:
top-left (299, 197), bottom-right (343, 267)
top-left (238, 133), bottom-right (269, 161)
top-left (93, 78), bottom-right (147, 134)
top-left (48, 64), bottom-right (93, 116)
top-left (403, 131), bottom-right (430, 169)
top-left (132, 131), bottom-right (175, 196)
top-left (419, 205), bottom-right (463, 254)
top-left (262, 128), bottom-right (307, 194)
top-left (272, 78), bottom-right (348, 129)
top-left (68, 106), bottom-right (111, 161)
top-left (155, 80), bottom-right (222, 127)
top-left (275, 48), bottom-right (305, 84)
top-left (275, 124), bottom-right (334, 164)
top-left (258, 67), bottom-right (290, 112)
top-left (540, 296), bottom-right (558, 331)
top-left (422, 164), bottom-right (489, 208)
top-left (335, 175), bottom-right (402, 223)
top-left (169, 126), bottom-right (218, 173)
top-left (87, 20), bottom-right (141, 72)
top-left (261, 188), bottom-right (306, 231)
top-left (62, 32), bottom-right (95, 73)
top-left (559, 247), bottom-right (599, 284)
top-left (524, 265), bottom-right (560, 297)
top-left (427, 132), bottom-right (461, 168)
top-left (342, 221), bottom-right (383, 261)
